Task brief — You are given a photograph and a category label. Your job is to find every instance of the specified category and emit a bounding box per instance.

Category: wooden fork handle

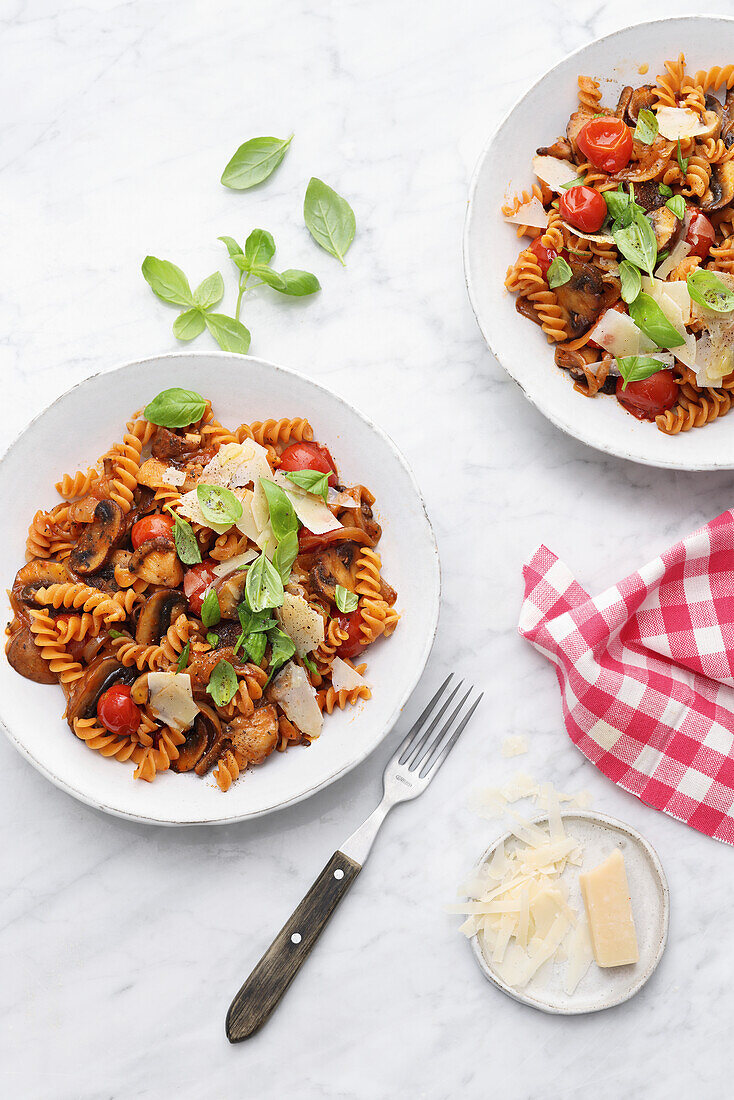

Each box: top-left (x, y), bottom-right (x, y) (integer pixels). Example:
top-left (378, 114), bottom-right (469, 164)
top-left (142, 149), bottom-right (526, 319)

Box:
top-left (225, 850), bottom-right (361, 1043)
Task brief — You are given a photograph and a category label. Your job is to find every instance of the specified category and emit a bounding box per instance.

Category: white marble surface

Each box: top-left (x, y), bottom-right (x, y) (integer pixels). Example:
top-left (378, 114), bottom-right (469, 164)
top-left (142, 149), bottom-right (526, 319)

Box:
top-left (2, 1), bottom-right (734, 1097)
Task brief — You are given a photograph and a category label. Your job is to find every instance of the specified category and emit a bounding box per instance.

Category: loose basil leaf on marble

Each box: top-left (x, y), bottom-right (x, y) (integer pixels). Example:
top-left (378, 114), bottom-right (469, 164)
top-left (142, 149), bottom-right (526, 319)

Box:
top-left (260, 479), bottom-right (299, 541)
top-left (244, 229), bottom-right (276, 267)
top-left (304, 177), bottom-right (356, 265)
top-left (206, 659), bottom-right (238, 706)
top-left (335, 584), bottom-right (359, 614)
top-left (666, 195), bottom-right (686, 221)
top-left (629, 293), bottom-right (685, 348)
top-left (677, 139), bottom-right (689, 174)
top-left (245, 551), bottom-right (285, 612)
top-left (268, 627), bottom-right (296, 675)
top-left (145, 387), bottom-right (206, 428)
top-left (203, 312), bottom-right (251, 354)
top-left (165, 508), bottom-right (202, 565)
top-left (176, 640), bottom-right (190, 672)
top-left (614, 212), bottom-right (657, 278)
top-left (616, 355), bottom-right (669, 390)
top-left (206, 632), bottom-right (219, 647)
top-left (284, 469), bottom-right (329, 501)
top-left (200, 588), bottom-right (222, 629)
top-left (278, 269), bottom-right (321, 296)
top-left (218, 235), bottom-right (244, 259)
top-left (197, 483), bottom-right (243, 526)
top-left (619, 260), bottom-right (642, 305)
top-left (193, 271), bottom-right (225, 310)
top-left (173, 308), bottom-right (206, 342)
top-left (547, 256), bottom-right (572, 289)
top-left (272, 529), bottom-right (299, 585)
top-left (141, 257), bottom-right (195, 307)
top-left (687, 269), bottom-right (734, 313)
top-left (658, 183), bottom-right (673, 198)
top-left (243, 630), bottom-right (268, 665)
top-left (634, 109), bottom-right (658, 145)
top-left (221, 135), bottom-right (293, 190)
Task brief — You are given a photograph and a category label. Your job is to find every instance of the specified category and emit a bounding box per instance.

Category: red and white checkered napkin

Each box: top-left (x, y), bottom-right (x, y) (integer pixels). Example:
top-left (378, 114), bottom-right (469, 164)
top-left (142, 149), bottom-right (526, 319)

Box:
top-left (519, 510), bottom-right (734, 845)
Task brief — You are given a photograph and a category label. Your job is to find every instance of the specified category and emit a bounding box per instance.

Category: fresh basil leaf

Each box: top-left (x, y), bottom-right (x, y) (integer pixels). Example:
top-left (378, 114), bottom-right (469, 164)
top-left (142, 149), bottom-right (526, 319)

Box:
top-left (658, 183), bottom-right (673, 198)
top-left (656, 250), bottom-right (670, 265)
top-left (204, 313), bottom-right (251, 353)
top-left (200, 588), bottom-right (221, 629)
top-left (206, 659), bottom-right (238, 706)
top-left (218, 235), bottom-right (243, 258)
top-left (304, 177), bottom-right (356, 265)
top-left (144, 387), bottom-right (206, 428)
top-left (221, 135), bottom-right (293, 190)
top-left (277, 269), bottom-right (321, 296)
top-left (245, 551), bottom-right (285, 612)
top-left (109, 629), bottom-right (124, 639)
top-left (559, 174), bottom-right (586, 190)
top-left (547, 256), bottom-right (572, 289)
top-left (267, 627), bottom-right (296, 675)
top-left (272, 529), bottom-right (299, 585)
top-left (629, 292), bottom-right (685, 348)
top-left (619, 260), bottom-right (642, 305)
top-left (173, 308), bottom-right (206, 342)
top-left (335, 584), bottom-right (359, 613)
top-left (604, 187), bottom-right (630, 223)
top-left (677, 139), bottom-right (689, 174)
top-left (250, 265), bottom-right (287, 291)
top-left (237, 602), bottom-right (278, 635)
top-left (197, 483), bottom-right (243, 526)
top-left (176, 640), bottom-right (190, 672)
top-left (666, 195), bottom-right (686, 221)
top-left (616, 355), bottom-right (669, 389)
top-left (614, 212), bottom-right (657, 278)
top-left (634, 108), bottom-right (658, 146)
top-left (193, 271), bottom-right (225, 310)
top-left (141, 256), bottom-right (194, 307)
top-left (206, 632), bottom-right (219, 647)
top-left (302, 654), bottom-right (318, 675)
top-left (260, 479), bottom-right (299, 540)
top-left (166, 508), bottom-right (202, 565)
top-left (284, 469), bottom-right (329, 501)
top-left (244, 229), bottom-right (276, 267)
top-left (243, 631), bottom-right (267, 665)
top-left (687, 269), bottom-right (734, 313)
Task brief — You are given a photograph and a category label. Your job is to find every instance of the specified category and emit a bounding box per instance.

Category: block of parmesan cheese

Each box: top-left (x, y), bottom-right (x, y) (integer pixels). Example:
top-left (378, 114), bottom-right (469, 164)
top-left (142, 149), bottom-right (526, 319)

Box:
top-left (579, 849), bottom-right (638, 967)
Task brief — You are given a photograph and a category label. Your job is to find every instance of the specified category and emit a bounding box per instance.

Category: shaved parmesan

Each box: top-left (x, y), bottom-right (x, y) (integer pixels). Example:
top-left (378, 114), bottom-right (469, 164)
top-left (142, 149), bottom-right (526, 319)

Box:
top-left (161, 466), bottom-right (186, 487)
top-left (272, 472), bottom-right (342, 535)
top-left (330, 656), bottom-right (366, 692)
top-left (502, 735), bottom-right (527, 758)
top-left (588, 308), bottom-right (656, 358)
top-left (147, 672), bottom-right (199, 732)
top-left (654, 238), bottom-right (691, 280)
top-left (503, 196), bottom-right (547, 229)
top-left (532, 155), bottom-right (579, 192)
top-left (692, 271), bottom-right (734, 384)
top-left (201, 440), bottom-right (273, 491)
top-left (563, 917), bottom-right (593, 995)
top-left (656, 106), bottom-right (711, 141)
top-left (211, 549), bottom-right (258, 578)
top-left (176, 489), bottom-right (232, 534)
top-left (270, 662), bottom-right (323, 738)
top-left (276, 593), bottom-right (325, 657)
top-left (234, 489), bottom-right (260, 541)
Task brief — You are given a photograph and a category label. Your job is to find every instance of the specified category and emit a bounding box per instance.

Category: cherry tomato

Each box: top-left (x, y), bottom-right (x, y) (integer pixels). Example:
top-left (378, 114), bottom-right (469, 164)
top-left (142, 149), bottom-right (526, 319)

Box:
top-left (685, 209), bottom-right (716, 260)
top-left (131, 513), bottom-right (175, 549)
top-left (529, 237), bottom-right (564, 277)
top-left (616, 370), bottom-right (679, 421)
top-left (559, 185), bottom-right (608, 234)
top-left (183, 559), bottom-right (219, 614)
top-left (334, 611), bottom-right (365, 660)
top-left (279, 441), bottom-right (338, 488)
top-left (97, 684), bottom-right (140, 738)
top-left (577, 116), bottom-right (633, 174)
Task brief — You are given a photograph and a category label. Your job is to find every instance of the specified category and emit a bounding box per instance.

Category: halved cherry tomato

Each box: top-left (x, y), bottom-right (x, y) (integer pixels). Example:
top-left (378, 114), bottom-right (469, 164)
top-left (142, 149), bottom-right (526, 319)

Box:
top-left (279, 441), bottom-right (338, 488)
top-left (183, 559), bottom-right (219, 614)
top-left (97, 684), bottom-right (140, 738)
top-left (334, 610), bottom-right (364, 660)
top-left (559, 185), bottom-right (607, 234)
top-left (131, 513), bottom-right (175, 549)
top-left (529, 236), bottom-right (566, 277)
top-left (685, 209), bottom-right (715, 260)
top-left (616, 370), bottom-right (679, 421)
top-left (577, 116), bottom-right (633, 174)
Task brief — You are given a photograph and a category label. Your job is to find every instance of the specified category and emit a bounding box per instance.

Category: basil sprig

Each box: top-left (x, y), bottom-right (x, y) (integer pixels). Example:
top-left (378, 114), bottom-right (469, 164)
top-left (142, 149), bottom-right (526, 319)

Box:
top-left (176, 640), bottom-right (190, 672)
top-left (616, 355), bottom-right (669, 390)
top-left (604, 185), bottom-right (643, 231)
top-left (196, 484), bottom-right (243, 526)
top-left (687, 270), bottom-right (734, 313)
top-left (547, 256), bottom-right (572, 289)
top-left (272, 530), bottom-right (299, 585)
top-left (629, 293), bottom-right (685, 348)
top-left (165, 507), bottom-right (202, 565)
top-left (634, 109), bottom-right (658, 146)
top-left (221, 134), bottom-right (293, 190)
top-left (144, 387), bottom-right (206, 428)
top-left (613, 211), bottom-right (657, 278)
top-left (666, 195), bottom-right (686, 221)
top-left (207, 659), bottom-right (238, 706)
top-left (335, 584), bottom-right (359, 614)
top-left (619, 260), bottom-right (642, 305)
top-left (677, 139), bottom-right (689, 174)
top-left (304, 177), bottom-right (356, 265)
top-left (268, 628), bottom-right (296, 677)
top-left (142, 256), bottom-right (251, 353)
top-left (260, 479), bottom-right (300, 541)
top-left (245, 550), bottom-right (285, 612)
top-left (200, 588), bottom-right (221, 629)
top-left (284, 469), bottom-right (330, 502)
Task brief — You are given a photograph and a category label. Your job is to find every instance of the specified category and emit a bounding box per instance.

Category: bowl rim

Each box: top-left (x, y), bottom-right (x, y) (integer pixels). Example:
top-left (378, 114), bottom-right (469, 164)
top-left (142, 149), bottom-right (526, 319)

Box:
top-left (0, 351), bottom-right (441, 826)
top-left (463, 13), bottom-right (734, 471)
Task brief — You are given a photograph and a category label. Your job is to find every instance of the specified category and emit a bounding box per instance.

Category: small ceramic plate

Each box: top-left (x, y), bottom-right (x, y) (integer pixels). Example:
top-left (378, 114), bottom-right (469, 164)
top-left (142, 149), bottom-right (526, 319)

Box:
top-left (464, 15), bottom-right (734, 470)
top-left (469, 810), bottom-right (669, 1014)
top-left (0, 353), bottom-right (440, 826)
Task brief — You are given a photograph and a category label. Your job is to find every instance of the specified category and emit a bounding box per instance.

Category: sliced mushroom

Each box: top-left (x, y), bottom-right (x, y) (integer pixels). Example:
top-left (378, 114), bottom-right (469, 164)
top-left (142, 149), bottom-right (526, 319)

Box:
top-left (615, 137), bottom-right (675, 182)
top-left (135, 590), bottom-right (187, 645)
top-left (68, 499), bottom-right (124, 575)
top-left (203, 621), bottom-right (242, 649)
top-left (625, 85), bottom-right (656, 124)
top-left (309, 542), bottom-right (360, 603)
top-left (701, 160), bottom-right (734, 212)
top-left (648, 206), bottom-right (682, 252)
top-left (194, 719), bottom-right (229, 776)
top-left (553, 260), bottom-right (606, 339)
top-left (566, 111), bottom-right (590, 155)
top-left (6, 626), bottom-right (57, 683)
top-left (186, 648), bottom-right (259, 693)
top-left (66, 656), bottom-right (135, 727)
top-left (151, 427), bottom-right (202, 461)
top-left (632, 181), bottom-right (667, 213)
top-left (226, 705), bottom-right (279, 766)
top-left (694, 108), bottom-right (722, 143)
top-left (615, 86), bottom-right (633, 120)
top-left (14, 560), bottom-right (72, 604)
top-left (212, 570), bottom-right (248, 619)
top-left (536, 137), bottom-right (573, 160)
top-left (172, 704), bottom-right (220, 772)
top-left (128, 537), bottom-right (183, 588)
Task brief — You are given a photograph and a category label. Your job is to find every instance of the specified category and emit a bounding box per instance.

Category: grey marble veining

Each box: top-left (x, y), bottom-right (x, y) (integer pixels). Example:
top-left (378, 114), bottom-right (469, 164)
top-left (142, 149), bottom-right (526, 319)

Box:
top-left (2, 1), bottom-right (734, 1097)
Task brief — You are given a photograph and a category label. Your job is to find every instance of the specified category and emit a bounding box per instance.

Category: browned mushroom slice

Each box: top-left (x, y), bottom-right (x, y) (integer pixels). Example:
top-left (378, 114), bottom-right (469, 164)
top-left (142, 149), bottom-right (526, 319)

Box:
top-left (694, 109), bottom-right (723, 143)
top-left (615, 137), bottom-right (675, 182)
top-left (566, 111), bottom-right (591, 155)
top-left (309, 541), bottom-right (360, 603)
top-left (648, 206), bottom-right (682, 252)
top-left (553, 261), bottom-right (606, 339)
top-left (6, 626), bottom-right (57, 683)
top-left (195, 728), bottom-right (229, 776)
top-left (632, 181), bottom-right (667, 213)
top-left (172, 706), bottom-right (220, 772)
top-left (135, 590), bottom-right (188, 645)
top-left (701, 160), bottom-right (734, 212)
top-left (66, 656), bottom-right (136, 727)
top-left (615, 86), bottom-right (633, 120)
top-left (128, 537), bottom-right (183, 588)
top-left (68, 499), bottom-right (125, 575)
top-left (212, 570), bottom-right (249, 619)
top-left (151, 426), bottom-right (202, 461)
top-left (226, 705), bottom-right (279, 766)
top-left (204, 621), bottom-right (242, 649)
top-left (536, 137), bottom-right (573, 159)
top-left (14, 560), bottom-right (72, 604)
top-left (625, 85), bottom-right (656, 124)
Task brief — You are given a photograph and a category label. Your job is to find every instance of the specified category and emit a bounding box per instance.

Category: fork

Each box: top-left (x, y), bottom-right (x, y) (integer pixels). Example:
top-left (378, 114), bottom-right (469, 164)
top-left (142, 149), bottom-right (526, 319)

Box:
top-left (225, 674), bottom-right (482, 1042)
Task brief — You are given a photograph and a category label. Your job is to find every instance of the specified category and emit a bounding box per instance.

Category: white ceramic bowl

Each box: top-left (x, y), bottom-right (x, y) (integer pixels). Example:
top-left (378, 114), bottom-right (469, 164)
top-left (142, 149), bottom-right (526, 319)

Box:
top-left (0, 353), bottom-right (440, 825)
top-left (465, 15), bottom-right (734, 470)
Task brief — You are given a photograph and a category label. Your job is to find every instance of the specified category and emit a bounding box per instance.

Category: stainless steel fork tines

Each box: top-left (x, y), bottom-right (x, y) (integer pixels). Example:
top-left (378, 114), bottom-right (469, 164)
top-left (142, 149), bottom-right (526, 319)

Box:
top-left (226, 673), bottom-right (482, 1042)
